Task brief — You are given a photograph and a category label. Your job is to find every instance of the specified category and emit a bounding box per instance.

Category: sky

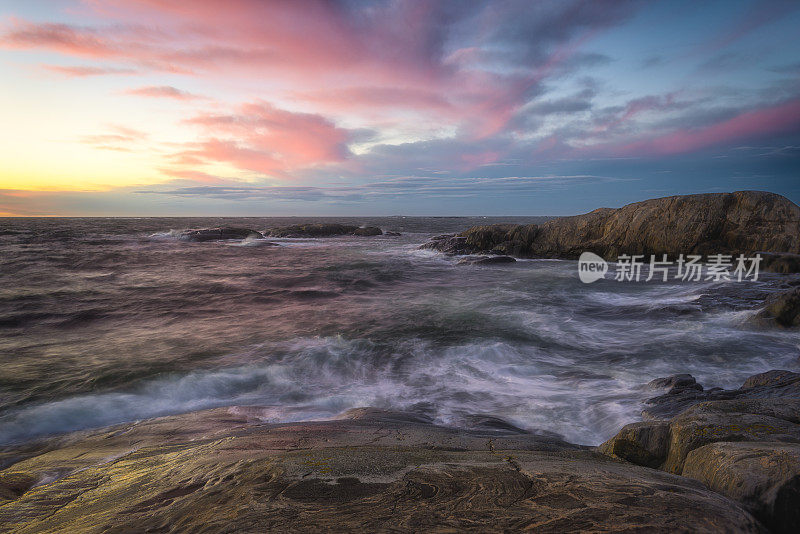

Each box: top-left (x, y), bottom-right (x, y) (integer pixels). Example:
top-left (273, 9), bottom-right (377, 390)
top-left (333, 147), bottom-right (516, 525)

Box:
top-left (0, 0), bottom-right (799, 216)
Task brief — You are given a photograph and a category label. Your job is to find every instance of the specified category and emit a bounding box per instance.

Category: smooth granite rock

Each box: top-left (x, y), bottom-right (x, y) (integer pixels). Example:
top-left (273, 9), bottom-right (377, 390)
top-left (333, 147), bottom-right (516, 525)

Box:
top-left (682, 441), bottom-right (800, 534)
top-left (0, 408), bottom-right (765, 533)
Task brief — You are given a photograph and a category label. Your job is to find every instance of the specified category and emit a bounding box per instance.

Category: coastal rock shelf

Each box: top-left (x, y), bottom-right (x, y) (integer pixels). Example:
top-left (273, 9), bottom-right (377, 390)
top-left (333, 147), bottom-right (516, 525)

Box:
top-left (421, 191), bottom-right (800, 271)
top-left (0, 408), bottom-right (766, 533)
top-left (3, 371), bottom-right (799, 532)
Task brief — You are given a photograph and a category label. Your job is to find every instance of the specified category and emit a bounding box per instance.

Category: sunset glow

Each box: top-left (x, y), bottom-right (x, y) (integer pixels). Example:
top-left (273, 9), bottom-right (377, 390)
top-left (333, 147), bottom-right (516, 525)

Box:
top-left (1, 0), bottom-right (799, 215)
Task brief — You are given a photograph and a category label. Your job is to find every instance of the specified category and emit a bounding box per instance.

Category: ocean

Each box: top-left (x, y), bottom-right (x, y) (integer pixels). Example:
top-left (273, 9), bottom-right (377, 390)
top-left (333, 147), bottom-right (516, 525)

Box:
top-left (1, 216), bottom-right (798, 447)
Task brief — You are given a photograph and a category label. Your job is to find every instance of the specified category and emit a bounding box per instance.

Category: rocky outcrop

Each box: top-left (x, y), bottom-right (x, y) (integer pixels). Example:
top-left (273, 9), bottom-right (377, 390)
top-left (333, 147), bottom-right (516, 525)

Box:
top-left (642, 370), bottom-right (800, 420)
top-left (180, 227), bottom-right (264, 241)
top-left (265, 224), bottom-right (383, 237)
top-left (420, 234), bottom-right (476, 254)
top-left (0, 407), bottom-right (765, 533)
top-left (682, 442), bottom-right (800, 534)
top-left (601, 370), bottom-right (800, 533)
top-left (755, 287), bottom-right (800, 328)
top-left (421, 192), bottom-right (800, 269)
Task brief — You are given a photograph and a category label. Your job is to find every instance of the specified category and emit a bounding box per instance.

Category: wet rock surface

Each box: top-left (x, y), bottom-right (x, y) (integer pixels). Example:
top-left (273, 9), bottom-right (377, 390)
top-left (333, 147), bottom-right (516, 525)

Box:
top-left (642, 370), bottom-right (800, 420)
top-left (457, 255), bottom-right (517, 266)
top-left (264, 224), bottom-right (383, 237)
top-left (755, 287), bottom-right (800, 328)
top-left (421, 191), bottom-right (800, 271)
top-left (601, 370), bottom-right (800, 533)
top-left (180, 227), bottom-right (264, 241)
top-left (0, 407), bottom-right (765, 533)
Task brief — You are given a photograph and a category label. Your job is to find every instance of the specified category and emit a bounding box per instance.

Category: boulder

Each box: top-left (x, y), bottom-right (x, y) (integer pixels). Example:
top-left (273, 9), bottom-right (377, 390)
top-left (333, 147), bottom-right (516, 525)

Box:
top-left (755, 287), bottom-right (800, 328)
top-left (352, 226), bottom-right (383, 236)
top-left (384, 231), bottom-right (402, 236)
top-left (180, 227), bottom-right (263, 242)
top-left (661, 398), bottom-right (800, 474)
top-left (648, 373), bottom-right (703, 393)
top-left (682, 442), bottom-right (800, 534)
top-left (419, 234), bottom-right (477, 255)
top-left (421, 191), bottom-right (800, 269)
top-left (597, 420), bottom-right (670, 468)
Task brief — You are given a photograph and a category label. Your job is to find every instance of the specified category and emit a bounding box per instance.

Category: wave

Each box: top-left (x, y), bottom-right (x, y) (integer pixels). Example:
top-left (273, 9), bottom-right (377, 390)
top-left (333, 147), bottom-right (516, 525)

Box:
top-left (3, 330), bottom-right (795, 447)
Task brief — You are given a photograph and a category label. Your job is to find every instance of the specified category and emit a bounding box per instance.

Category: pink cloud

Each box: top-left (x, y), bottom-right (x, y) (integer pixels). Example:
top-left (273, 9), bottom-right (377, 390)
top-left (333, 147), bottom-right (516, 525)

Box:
top-left (1, 20), bottom-right (115, 57)
top-left (169, 101), bottom-right (353, 178)
top-left (613, 98), bottom-right (800, 156)
top-left (125, 85), bottom-right (200, 99)
top-left (41, 64), bottom-right (137, 77)
top-left (0, 2), bottom-right (599, 143)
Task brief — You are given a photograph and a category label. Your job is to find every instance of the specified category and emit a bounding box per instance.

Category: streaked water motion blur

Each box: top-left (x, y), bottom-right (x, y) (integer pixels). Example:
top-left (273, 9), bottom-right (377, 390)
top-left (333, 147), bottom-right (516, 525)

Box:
top-left (1, 217), bottom-right (798, 446)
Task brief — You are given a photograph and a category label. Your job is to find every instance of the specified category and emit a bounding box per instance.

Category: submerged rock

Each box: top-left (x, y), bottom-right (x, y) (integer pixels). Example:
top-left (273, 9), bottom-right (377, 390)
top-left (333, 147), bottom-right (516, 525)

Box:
top-left (0, 407), bottom-right (764, 533)
top-left (180, 227), bottom-right (263, 241)
top-left (457, 255), bottom-right (517, 266)
top-left (420, 191), bottom-right (800, 270)
top-left (601, 369), bottom-right (800, 532)
top-left (264, 224), bottom-right (382, 237)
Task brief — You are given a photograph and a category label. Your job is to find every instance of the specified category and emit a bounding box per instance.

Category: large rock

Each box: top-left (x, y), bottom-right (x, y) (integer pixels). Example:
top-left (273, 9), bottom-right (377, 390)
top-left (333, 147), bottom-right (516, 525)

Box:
top-left (643, 370), bottom-right (800, 420)
top-left (682, 442), bottom-right (800, 534)
top-left (419, 234), bottom-right (476, 254)
top-left (0, 408), bottom-right (764, 533)
top-left (422, 192), bottom-right (800, 269)
top-left (601, 370), bottom-right (800, 532)
top-left (352, 226), bottom-right (383, 236)
top-left (755, 287), bottom-right (800, 328)
top-left (264, 224), bottom-right (382, 237)
top-left (180, 227), bottom-right (264, 241)
top-left (661, 398), bottom-right (800, 474)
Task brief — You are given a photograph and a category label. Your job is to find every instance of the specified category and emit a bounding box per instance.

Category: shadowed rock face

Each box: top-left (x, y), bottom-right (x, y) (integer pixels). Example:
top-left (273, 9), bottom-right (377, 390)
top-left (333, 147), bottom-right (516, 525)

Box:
top-left (642, 370), bottom-right (800, 420)
top-left (601, 370), bottom-right (800, 533)
top-left (422, 191), bottom-right (800, 266)
top-left (264, 224), bottom-right (383, 237)
top-left (0, 408), bottom-right (764, 533)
